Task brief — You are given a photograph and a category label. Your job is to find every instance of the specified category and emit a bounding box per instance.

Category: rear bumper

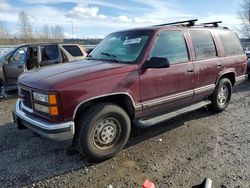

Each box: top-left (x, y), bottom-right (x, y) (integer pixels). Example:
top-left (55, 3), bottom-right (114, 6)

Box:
top-left (13, 99), bottom-right (74, 147)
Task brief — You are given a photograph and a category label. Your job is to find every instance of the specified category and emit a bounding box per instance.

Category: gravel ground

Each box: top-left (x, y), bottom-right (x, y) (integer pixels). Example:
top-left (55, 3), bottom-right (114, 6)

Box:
top-left (0, 81), bottom-right (249, 188)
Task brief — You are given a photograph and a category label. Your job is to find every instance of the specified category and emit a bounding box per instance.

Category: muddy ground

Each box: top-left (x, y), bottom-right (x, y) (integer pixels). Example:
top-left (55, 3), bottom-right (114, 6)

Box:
top-left (0, 81), bottom-right (249, 188)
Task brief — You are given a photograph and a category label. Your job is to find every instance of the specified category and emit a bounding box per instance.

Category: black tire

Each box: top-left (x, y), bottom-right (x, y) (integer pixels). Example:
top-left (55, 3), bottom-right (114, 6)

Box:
top-left (75, 103), bottom-right (131, 161)
top-left (248, 74), bottom-right (250, 80)
top-left (209, 78), bottom-right (232, 112)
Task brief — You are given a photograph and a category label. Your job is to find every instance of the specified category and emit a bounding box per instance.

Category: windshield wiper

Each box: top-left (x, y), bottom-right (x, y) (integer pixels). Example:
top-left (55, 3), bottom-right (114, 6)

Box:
top-left (100, 52), bottom-right (121, 63)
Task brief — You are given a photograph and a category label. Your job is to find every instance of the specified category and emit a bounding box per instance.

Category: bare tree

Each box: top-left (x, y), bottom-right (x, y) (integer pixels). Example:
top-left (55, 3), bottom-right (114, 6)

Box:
top-left (0, 20), bottom-right (9, 38)
top-left (238, 0), bottom-right (250, 38)
top-left (50, 25), bottom-right (64, 41)
top-left (19, 11), bottom-right (33, 41)
top-left (40, 24), bottom-right (50, 40)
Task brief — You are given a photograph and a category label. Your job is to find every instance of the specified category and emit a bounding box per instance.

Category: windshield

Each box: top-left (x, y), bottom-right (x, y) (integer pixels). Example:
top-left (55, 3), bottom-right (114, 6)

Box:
top-left (89, 30), bottom-right (152, 64)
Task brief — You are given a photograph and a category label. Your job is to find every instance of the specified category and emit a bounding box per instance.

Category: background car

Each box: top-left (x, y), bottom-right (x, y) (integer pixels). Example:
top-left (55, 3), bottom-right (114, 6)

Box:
top-left (0, 43), bottom-right (88, 92)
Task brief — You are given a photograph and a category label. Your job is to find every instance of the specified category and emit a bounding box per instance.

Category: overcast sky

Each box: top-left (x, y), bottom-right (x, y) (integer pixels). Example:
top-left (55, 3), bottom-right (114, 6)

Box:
top-left (0, 0), bottom-right (243, 38)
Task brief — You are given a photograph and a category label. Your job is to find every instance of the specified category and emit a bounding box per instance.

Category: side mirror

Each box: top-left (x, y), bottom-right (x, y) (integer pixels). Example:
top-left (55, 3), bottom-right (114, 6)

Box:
top-left (143, 57), bottom-right (170, 69)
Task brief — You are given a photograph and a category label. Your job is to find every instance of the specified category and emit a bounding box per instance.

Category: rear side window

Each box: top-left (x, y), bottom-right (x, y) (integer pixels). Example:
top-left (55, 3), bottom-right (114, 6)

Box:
top-left (63, 45), bottom-right (83, 57)
top-left (41, 45), bottom-right (59, 61)
top-left (149, 31), bottom-right (189, 64)
top-left (190, 30), bottom-right (217, 60)
top-left (219, 31), bottom-right (244, 56)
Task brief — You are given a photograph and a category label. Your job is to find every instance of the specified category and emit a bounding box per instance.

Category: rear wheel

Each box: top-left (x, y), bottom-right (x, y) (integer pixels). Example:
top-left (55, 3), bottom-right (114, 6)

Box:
top-left (209, 78), bottom-right (232, 112)
top-left (75, 103), bottom-right (131, 161)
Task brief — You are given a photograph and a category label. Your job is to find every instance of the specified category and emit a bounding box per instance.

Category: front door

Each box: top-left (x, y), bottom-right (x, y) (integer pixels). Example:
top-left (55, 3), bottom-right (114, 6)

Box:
top-left (4, 47), bottom-right (27, 86)
top-left (140, 30), bottom-right (195, 117)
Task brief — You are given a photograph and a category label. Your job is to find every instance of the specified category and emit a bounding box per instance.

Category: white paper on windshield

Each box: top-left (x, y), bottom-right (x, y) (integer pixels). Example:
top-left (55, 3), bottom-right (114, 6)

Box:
top-left (123, 38), bottom-right (141, 45)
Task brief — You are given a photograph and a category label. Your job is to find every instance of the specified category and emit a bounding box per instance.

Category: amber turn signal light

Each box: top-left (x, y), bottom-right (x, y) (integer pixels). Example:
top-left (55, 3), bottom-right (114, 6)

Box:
top-left (49, 106), bottom-right (59, 116)
top-left (49, 95), bottom-right (57, 105)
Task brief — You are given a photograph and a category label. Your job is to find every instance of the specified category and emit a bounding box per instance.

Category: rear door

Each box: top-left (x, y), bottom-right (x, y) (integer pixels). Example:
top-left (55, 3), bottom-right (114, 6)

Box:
top-left (189, 29), bottom-right (222, 100)
top-left (40, 44), bottom-right (61, 66)
top-left (140, 30), bottom-right (195, 117)
top-left (4, 47), bottom-right (27, 86)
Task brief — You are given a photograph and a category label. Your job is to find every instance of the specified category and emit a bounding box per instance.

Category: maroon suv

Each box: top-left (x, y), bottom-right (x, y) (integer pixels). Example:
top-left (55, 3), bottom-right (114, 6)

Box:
top-left (13, 20), bottom-right (247, 161)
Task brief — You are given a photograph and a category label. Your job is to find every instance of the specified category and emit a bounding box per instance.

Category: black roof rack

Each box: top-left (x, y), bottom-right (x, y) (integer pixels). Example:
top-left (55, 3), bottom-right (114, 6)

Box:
top-left (152, 19), bottom-right (228, 29)
top-left (200, 21), bottom-right (222, 27)
top-left (154, 19), bottom-right (198, 27)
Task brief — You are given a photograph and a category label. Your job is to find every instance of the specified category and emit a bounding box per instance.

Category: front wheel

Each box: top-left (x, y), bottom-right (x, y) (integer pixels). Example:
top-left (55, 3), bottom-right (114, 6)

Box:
top-left (209, 78), bottom-right (232, 112)
top-left (75, 103), bottom-right (131, 161)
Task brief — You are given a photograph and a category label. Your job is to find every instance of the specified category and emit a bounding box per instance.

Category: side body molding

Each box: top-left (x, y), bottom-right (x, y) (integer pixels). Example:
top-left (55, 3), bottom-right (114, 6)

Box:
top-left (73, 92), bottom-right (142, 119)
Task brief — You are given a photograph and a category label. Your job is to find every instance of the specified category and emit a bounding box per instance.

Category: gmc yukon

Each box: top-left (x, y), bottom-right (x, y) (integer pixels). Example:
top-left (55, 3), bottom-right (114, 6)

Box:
top-left (13, 20), bottom-right (247, 161)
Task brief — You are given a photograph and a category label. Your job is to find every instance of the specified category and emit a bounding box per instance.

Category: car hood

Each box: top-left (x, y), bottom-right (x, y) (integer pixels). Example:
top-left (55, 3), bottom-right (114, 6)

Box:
top-left (19, 60), bottom-right (135, 90)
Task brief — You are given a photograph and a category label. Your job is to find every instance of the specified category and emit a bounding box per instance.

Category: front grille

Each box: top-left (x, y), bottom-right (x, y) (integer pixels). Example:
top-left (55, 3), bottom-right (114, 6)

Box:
top-left (19, 88), bottom-right (32, 109)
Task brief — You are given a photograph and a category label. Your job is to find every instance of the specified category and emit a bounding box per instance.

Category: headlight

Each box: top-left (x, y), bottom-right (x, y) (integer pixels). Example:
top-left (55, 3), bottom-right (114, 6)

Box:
top-left (34, 103), bottom-right (59, 116)
top-left (33, 92), bottom-right (57, 105)
top-left (33, 92), bottom-right (48, 103)
top-left (34, 103), bottom-right (49, 113)
top-left (33, 91), bottom-right (59, 116)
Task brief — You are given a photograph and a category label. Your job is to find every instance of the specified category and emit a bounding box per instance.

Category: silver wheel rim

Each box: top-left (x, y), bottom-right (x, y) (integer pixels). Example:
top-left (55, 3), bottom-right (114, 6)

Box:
top-left (93, 117), bottom-right (121, 150)
top-left (217, 85), bottom-right (229, 106)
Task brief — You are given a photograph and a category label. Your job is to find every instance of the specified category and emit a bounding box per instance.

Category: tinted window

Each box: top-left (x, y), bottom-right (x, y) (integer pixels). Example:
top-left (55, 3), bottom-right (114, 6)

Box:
top-left (63, 45), bottom-right (83, 57)
top-left (41, 45), bottom-right (59, 61)
top-left (190, 30), bottom-right (217, 60)
top-left (219, 31), bottom-right (244, 56)
top-left (149, 31), bottom-right (189, 64)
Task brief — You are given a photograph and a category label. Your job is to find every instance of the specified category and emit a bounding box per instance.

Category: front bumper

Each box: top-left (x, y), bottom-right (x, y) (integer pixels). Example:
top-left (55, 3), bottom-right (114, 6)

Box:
top-left (13, 99), bottom-right (75, 147)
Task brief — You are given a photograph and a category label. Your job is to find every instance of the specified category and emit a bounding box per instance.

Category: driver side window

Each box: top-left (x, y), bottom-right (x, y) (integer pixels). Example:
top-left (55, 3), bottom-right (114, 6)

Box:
top-left (9, 47), bottom-right (27, 65)
top-left (149, 31), bottom-right (189, 64)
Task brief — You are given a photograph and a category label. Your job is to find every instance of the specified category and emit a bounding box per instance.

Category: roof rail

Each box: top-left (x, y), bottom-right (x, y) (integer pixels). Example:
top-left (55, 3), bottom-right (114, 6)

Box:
top-left (154, 19), bottom-right (198, 27)
top-left (200, 21), bottom-right (222, 27)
